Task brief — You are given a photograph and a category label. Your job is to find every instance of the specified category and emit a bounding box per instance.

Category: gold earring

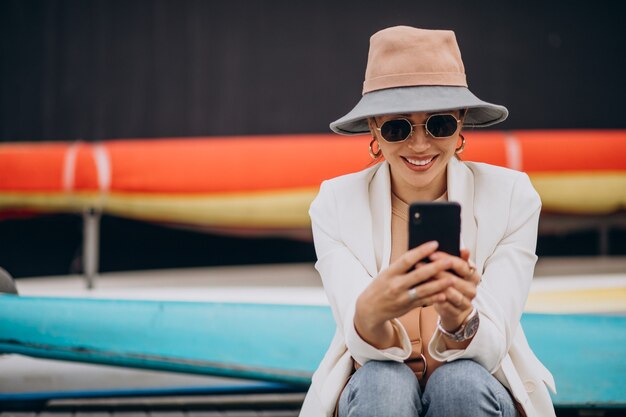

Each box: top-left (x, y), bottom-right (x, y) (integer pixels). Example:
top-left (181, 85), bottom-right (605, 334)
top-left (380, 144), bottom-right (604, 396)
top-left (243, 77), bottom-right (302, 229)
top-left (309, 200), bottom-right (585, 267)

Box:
top-left (369, 138), bottom-right (382, 159)
top-left (455, 134), bottom-right (466, 155)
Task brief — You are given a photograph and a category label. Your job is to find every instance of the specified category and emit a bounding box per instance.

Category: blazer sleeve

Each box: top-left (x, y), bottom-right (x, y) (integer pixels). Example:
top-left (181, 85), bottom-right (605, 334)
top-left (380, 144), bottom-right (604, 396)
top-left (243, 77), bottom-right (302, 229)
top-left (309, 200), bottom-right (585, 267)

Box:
top-left (428, 173), bottom-right (542, 372)
top-left (309, 181), bottom-right (413, 366)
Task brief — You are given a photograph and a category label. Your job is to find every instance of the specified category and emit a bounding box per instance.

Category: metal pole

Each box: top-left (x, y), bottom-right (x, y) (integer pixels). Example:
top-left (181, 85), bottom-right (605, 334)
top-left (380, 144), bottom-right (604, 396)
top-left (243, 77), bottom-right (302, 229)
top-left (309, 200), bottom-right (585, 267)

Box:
top-left (599, 223), bottom-right (610, 257)
top-left (83, 207), bottom-right (101, 289)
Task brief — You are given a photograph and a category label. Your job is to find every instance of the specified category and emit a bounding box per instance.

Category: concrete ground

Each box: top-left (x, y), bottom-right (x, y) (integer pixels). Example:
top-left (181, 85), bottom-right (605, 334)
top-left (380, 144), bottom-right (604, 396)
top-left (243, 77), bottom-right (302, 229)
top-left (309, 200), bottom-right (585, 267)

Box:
top-left (11, 256), bottom-right (626, 313)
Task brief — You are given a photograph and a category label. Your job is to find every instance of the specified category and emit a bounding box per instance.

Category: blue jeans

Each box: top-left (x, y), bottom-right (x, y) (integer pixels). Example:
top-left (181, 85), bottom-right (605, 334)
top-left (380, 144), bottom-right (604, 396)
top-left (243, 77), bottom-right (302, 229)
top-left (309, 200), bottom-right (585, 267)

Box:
top-left (337, 360), bottom-right (518, 417)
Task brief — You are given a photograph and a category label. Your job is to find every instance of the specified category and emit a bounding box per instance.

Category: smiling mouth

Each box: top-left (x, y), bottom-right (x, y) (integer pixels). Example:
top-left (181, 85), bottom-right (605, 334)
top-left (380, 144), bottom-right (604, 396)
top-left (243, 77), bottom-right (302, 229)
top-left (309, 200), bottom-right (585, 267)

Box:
top-left (402, 155), bottom-right (437, 167)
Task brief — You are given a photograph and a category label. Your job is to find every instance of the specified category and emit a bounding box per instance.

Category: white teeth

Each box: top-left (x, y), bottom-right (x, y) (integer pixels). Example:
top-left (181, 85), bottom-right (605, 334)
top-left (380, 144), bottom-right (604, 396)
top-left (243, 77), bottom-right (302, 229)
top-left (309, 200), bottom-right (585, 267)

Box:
top-left (406, 156), bottom-right (434, 166)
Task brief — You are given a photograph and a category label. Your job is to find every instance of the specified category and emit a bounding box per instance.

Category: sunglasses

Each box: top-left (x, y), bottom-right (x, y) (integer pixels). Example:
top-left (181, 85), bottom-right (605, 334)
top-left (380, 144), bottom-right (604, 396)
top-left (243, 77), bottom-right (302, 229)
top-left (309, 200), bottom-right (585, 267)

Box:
top-left (374, 114), bottom-right (461, 143)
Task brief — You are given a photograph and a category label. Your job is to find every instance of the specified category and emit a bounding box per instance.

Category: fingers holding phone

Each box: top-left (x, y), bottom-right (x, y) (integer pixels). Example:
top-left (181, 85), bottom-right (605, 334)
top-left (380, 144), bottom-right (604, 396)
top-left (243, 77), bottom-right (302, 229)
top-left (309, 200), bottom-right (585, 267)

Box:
top-left (428, 251), bottom-right (481, 331)
top-left (431, 251), bottom-right (480, 286)
top-left (437, 285), bottom-right (472, 316)
top-left (389, 240), bottom-right (465, 310)
top-left (430, 251), bottom-right (480, 323)
top-left (400, 257), bottom-right (455, 307)
top-left (357, 241), bottom-right (454, 325)
top-left (386, 240), bottom-right (440, 276)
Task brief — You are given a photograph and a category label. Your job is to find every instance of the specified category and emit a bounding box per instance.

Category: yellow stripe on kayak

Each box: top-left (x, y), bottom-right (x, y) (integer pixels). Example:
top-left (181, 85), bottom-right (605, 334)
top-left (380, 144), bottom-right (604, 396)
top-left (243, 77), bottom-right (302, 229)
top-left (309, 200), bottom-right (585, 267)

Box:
top-left (104, 189), bottom-right (319, 227)
top-left (2, 172), bottom-right (625, 226)
top-left (530, 172), bottom-right (626, 214)
top-left (0, 192), bottom-right (102, 212)
top-left (526, 287), bottom-right (626, 313)
top-left (0, 189), bottom-right (319, 227)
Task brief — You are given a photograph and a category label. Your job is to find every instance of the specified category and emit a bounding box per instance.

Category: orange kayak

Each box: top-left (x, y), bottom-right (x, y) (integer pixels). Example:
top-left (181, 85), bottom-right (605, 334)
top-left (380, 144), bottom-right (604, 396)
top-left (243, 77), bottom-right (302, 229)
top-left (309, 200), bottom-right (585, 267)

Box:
top-left (1, 131), bottom-right (624, 232)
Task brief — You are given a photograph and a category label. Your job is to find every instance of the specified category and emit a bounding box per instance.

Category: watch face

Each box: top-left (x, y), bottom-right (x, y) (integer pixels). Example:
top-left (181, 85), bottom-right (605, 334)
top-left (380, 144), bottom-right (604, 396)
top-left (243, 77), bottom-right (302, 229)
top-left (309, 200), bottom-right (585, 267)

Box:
top-left (463, 314), bottom-right (480, 339)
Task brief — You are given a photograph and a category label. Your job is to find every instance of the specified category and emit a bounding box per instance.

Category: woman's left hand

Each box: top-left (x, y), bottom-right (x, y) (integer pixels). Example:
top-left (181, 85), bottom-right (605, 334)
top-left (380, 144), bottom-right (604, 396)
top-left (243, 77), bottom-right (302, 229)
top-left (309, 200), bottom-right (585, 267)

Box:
top-left (428, 248), bottom-right (481, 333)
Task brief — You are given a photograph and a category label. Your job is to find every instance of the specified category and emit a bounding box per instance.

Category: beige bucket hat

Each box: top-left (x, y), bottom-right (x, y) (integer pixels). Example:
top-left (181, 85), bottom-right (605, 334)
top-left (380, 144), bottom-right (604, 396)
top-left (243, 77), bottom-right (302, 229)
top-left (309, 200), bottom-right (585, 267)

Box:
top-left (330, 26), bottom-right (508, 135)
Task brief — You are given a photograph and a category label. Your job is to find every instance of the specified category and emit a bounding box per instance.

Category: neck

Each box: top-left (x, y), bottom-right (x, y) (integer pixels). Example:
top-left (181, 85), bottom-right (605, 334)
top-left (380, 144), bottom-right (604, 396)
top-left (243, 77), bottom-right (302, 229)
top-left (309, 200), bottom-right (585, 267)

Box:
top-left (390, 169), bottom-right (448, 203)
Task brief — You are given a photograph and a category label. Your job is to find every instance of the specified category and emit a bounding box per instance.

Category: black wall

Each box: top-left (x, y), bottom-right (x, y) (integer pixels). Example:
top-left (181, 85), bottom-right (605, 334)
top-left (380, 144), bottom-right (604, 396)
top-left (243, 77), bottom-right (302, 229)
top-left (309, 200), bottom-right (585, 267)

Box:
top-left (2, 0), bottom-right (625, 142)
top-left (1, 1), bottom-right (625, 277)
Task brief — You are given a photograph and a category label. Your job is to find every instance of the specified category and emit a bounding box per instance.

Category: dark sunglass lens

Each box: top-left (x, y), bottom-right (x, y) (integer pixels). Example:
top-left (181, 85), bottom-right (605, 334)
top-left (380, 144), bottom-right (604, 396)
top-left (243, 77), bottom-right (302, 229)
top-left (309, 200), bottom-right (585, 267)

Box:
top-left (427, 115), bottom-right (458, 138)
top-left (381, 119), bottom-right (412, 142)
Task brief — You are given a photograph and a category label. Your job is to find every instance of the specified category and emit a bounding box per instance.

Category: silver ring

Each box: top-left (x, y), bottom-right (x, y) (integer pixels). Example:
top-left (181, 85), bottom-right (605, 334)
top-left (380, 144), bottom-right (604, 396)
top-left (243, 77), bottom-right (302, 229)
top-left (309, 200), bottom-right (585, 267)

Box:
top-left (408, 287), bottom-right (417, 301)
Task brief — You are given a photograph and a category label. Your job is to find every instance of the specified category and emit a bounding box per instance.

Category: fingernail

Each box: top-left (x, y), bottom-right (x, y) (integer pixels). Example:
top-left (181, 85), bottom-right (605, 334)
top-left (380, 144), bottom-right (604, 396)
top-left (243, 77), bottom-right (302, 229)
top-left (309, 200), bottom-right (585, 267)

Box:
top-left (430, 252), bottom-right (440, 260)
top-left (427, 241), bottom-right (438, 249)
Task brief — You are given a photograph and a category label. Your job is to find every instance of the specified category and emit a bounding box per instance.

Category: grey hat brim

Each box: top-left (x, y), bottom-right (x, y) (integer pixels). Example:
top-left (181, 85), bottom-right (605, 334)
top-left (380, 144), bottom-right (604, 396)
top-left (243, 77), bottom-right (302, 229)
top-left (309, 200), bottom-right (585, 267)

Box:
top-left (330, 86), bottom-right (508, 135)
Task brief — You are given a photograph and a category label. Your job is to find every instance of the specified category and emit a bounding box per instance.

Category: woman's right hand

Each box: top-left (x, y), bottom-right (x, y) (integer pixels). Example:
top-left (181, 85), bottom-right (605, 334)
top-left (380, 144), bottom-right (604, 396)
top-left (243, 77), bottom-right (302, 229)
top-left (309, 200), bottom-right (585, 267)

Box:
top-left (353, 241), bottom-right (455, 349)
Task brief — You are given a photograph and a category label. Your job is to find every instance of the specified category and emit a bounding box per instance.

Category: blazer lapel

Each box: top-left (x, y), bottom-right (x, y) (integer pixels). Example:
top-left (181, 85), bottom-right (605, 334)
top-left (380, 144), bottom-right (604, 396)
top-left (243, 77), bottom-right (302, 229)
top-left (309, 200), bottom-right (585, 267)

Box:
top-left (369, 161), bottom-right (392, 273)
top-left (447, 158), bottom-right (478, 265)
top-left (340, 163), bottom-right (386, 278)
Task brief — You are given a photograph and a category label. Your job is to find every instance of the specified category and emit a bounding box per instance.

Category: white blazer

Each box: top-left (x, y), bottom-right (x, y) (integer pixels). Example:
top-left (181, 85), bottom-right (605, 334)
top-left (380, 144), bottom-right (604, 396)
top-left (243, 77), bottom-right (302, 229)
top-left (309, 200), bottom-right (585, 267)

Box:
top-left (299, 158), bottom-right (556, 417)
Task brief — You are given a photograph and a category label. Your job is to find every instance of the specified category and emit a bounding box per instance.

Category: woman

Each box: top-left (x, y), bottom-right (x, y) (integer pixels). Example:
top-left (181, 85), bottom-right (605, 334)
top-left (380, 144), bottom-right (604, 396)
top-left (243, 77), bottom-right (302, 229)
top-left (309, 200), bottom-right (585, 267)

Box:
top-left (299, 27), bottom-right (556, 417)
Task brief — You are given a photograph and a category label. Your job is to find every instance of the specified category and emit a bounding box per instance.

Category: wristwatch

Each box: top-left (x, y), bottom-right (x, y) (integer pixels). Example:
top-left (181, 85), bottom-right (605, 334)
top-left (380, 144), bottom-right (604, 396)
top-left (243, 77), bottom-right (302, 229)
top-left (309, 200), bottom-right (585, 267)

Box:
top-left (437, 307), bottom-right (480, 342)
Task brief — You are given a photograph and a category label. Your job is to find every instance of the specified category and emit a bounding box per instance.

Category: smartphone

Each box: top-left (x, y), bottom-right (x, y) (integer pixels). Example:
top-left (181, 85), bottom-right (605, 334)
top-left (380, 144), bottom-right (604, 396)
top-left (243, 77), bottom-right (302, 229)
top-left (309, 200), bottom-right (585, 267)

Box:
top-left (408, 202), bottom-right (461, 261)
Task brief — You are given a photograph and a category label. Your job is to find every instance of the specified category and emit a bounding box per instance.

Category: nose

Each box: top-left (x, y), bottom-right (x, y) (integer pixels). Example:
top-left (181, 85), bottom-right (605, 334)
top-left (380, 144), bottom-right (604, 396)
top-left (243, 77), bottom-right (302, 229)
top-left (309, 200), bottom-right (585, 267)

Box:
top-left (406, 126), bottom-right (431, 151)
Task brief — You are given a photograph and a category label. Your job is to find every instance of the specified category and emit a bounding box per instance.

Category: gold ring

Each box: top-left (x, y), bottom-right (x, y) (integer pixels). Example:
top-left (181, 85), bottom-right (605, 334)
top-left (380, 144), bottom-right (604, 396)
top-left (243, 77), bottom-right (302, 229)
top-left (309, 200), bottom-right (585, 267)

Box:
top-left (466, 265), bottom-right (476, 280)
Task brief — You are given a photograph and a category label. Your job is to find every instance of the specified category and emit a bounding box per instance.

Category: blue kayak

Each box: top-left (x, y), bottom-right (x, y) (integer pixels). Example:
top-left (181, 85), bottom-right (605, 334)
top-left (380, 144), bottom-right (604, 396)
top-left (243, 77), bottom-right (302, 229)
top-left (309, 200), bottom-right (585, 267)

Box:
top-left (0, 295), bottom-right (624, 408)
